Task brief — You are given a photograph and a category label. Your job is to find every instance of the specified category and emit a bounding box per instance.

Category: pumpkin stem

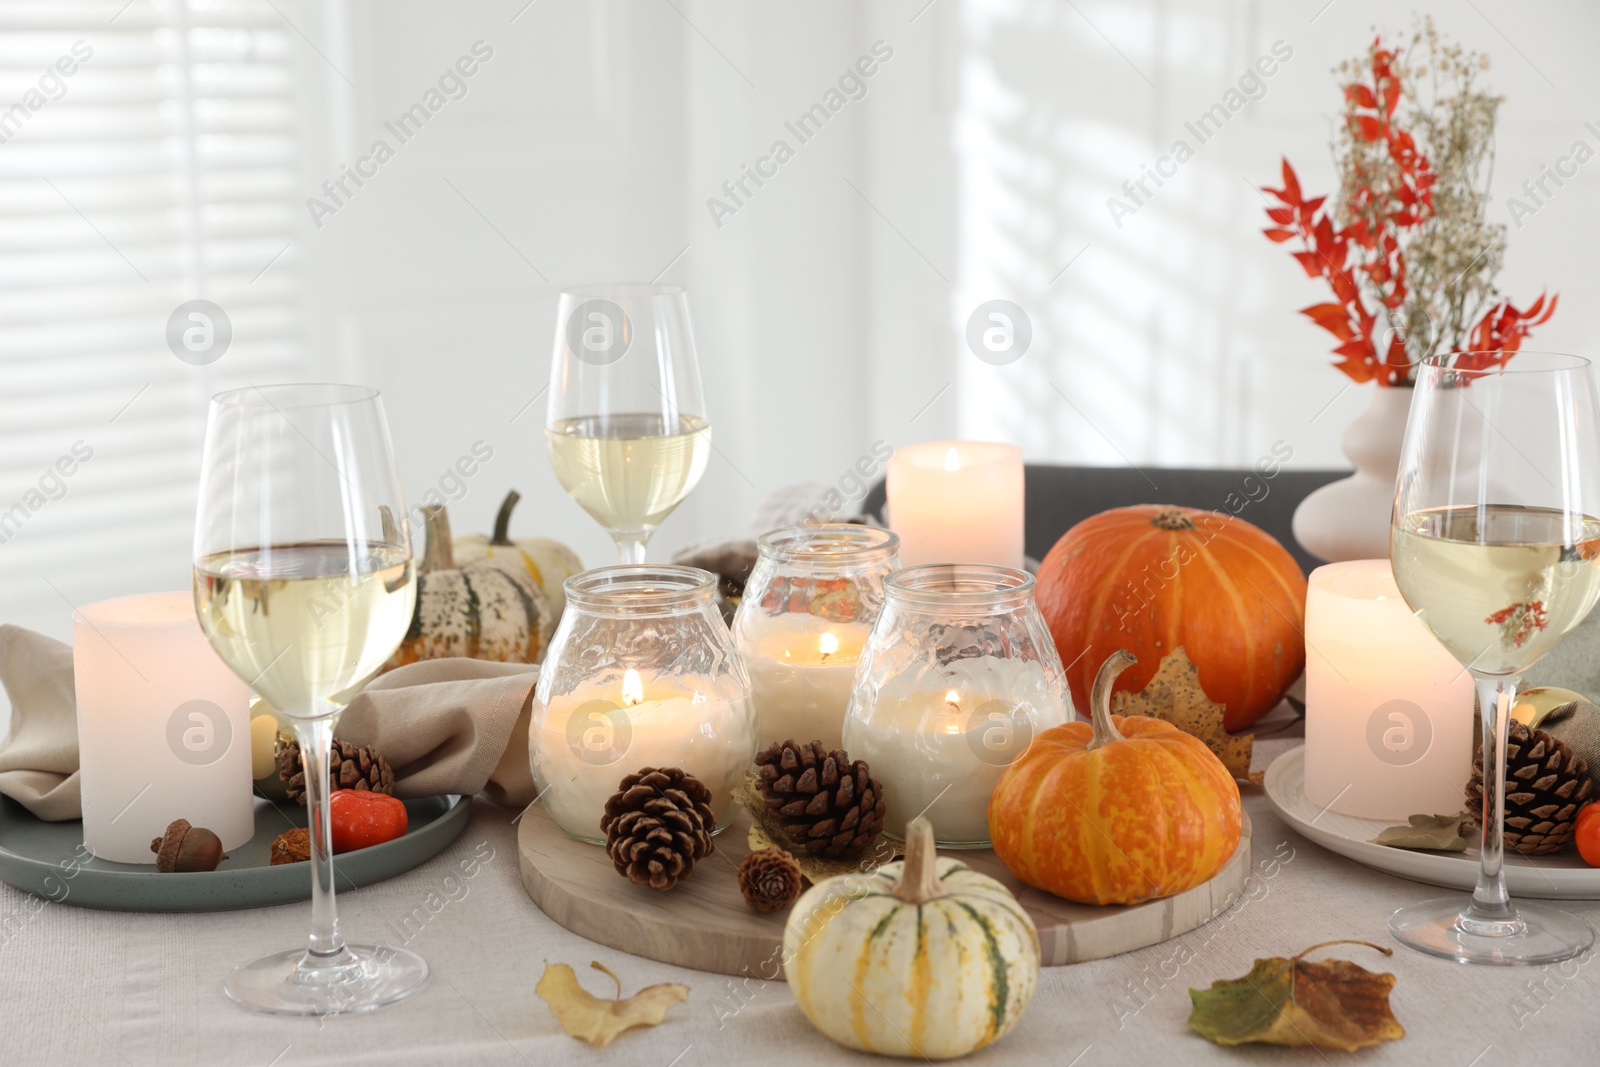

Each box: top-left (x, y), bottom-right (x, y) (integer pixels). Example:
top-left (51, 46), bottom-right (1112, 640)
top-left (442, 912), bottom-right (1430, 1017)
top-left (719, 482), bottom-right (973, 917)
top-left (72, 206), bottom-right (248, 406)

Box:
top-left (1086, 650), bottom-right (1137, 750)
top-left (418, 504), bottom-right (455, 574)
top-left (890, 818), bottom-right (949, 904)
top-left (1150, 509), bottom-right (1195, 531)
top-left (492, 490), bottom-right (521, 546)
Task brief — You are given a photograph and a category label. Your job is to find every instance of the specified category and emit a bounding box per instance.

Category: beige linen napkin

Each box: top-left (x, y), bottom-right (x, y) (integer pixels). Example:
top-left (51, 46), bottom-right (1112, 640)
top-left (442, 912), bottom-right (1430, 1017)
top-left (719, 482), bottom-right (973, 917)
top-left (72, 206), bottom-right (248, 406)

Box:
top-left (0, 623), bottom-right (540, 820)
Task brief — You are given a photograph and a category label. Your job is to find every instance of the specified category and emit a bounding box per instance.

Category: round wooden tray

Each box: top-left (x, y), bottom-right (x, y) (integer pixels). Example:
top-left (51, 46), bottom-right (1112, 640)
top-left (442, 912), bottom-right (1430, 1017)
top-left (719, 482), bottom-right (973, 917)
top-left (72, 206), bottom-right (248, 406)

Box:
top-left (518, 802), bottom-right (1251, 977)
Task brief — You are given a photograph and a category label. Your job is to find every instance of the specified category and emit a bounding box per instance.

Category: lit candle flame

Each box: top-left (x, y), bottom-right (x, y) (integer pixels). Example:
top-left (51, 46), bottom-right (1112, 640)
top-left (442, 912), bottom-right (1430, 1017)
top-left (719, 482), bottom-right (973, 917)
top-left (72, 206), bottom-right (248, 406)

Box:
top-left (621, 669), bottom-right (644, 707)
top-left (818, 631), bottom-right (839, 662)
top-left (943, 447), bottom-right (961, 472)
top-left (944, 688), bottom-right (960, 710)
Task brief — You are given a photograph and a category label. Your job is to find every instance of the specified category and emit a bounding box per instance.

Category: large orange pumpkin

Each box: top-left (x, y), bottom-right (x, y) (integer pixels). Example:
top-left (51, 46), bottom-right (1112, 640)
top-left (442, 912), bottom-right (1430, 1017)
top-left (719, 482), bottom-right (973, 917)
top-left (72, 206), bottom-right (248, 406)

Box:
top-left (988, 651), bottom-right (1241, 905)
top-left (1036, 504), bottom-right (1306, 732)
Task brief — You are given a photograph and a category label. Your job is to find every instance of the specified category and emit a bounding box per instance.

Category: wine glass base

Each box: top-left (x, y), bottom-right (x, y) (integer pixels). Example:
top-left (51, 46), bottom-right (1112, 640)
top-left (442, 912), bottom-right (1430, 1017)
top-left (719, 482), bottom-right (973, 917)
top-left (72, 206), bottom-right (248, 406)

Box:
top-left (1389, 896), bottom-right (1593, 966)
top-left (224, 944), bottom-right (429, 1015)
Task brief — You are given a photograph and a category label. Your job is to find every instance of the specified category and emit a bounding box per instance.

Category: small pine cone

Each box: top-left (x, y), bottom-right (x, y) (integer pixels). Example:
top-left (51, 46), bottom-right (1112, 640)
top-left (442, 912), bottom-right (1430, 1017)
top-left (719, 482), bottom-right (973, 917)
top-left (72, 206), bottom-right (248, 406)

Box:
top-left (278, 736), bottom-right (396, 806)
top-left (738, 848), bottom-right (802, 913)
top-left (601, 767), bottom-right (715, 891)
top-left (753, 739), bottom-right (886, 859)
top-left (1468, 720), bottom-right (1592, 856)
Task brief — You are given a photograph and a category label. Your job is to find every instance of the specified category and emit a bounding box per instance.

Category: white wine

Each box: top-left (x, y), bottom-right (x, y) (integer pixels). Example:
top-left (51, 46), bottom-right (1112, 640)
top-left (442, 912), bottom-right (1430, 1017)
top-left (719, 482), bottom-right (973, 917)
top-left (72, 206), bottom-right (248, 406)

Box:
top-left (195, 542), bottom-right (416, 719)
top-left (546, 413), bottom-right (711, 536)
top-left (1392, 505), bottom-right (1600, 675)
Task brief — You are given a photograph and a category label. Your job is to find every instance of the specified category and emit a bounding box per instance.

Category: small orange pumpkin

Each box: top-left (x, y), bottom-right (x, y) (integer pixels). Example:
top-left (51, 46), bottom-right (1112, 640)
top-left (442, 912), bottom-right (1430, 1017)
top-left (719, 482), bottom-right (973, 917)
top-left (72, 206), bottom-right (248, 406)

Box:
top-left (1036, 504), bottom-right (1306, 732)
top-left (988, 650), bottom-right (1241, 906)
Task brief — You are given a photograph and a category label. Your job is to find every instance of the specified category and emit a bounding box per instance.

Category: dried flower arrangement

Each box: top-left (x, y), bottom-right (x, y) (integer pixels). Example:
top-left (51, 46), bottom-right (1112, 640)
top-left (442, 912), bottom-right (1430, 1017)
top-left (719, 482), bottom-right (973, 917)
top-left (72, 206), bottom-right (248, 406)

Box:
top-left (1262, 20), bottom-right (1555, 386)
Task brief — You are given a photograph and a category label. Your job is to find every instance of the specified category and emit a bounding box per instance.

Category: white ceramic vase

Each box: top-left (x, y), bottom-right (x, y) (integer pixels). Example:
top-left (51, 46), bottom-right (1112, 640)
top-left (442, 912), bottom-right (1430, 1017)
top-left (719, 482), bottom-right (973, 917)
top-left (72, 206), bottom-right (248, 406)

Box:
top-left (1293, 384), bottom-right (1415, 564)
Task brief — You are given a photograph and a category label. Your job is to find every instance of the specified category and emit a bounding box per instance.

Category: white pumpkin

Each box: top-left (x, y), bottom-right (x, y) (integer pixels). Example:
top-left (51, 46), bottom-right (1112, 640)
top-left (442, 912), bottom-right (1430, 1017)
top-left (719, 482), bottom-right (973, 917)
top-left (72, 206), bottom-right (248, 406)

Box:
top-left (453, 490), bottom-right (582, 621)
top-left (783, 818), bottom-right (1039, 1060)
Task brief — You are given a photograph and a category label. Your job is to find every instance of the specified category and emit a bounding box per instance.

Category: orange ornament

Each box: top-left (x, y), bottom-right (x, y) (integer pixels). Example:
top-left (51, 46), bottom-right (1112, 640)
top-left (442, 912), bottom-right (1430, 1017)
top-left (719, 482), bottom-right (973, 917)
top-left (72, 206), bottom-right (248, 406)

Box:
top-left (988, 651), bottom-right (1242, 905)
top-left (1036, 504), bottom-right (1307, 732)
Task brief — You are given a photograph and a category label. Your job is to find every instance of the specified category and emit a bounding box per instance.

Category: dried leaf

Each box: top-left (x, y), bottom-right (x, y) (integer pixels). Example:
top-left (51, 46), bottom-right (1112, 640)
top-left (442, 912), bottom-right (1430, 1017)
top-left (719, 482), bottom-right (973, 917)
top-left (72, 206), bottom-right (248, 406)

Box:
top-left (1111, 648), bottom-right (1261, 785)
top-left (1188, 940), bottom-right (1404, 1052)
top-left (535, 961), bottom-right (688, 1047)
top-left (1371, 813), bottom-right (1469, 852)
top-left (737, 780), bottom-right (894, 883)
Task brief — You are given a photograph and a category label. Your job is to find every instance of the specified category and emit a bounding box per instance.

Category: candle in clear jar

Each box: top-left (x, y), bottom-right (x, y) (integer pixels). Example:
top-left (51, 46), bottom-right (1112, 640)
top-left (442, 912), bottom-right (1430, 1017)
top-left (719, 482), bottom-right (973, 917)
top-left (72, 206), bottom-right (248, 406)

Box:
top-left (72, 591), bottom-right (253, 863)
top-left (531, 668), bottom-right (756, 843)
top-left (1303, 560), bottom-right (1474, 820)
top-left (886, 442), bottom-right (1024, 568)
top-left (743, 615), bottom-right (870, 751)
top-left (843, 656), bottom-right (1064, 846)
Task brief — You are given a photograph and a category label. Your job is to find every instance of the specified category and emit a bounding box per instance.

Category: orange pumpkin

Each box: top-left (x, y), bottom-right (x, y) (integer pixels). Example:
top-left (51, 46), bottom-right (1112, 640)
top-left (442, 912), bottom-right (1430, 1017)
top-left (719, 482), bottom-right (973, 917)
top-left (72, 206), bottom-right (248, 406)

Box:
top-left (988, 651), bottom-right (1241, 905)
top-left (1036, 504), bottom-right (1306, 732)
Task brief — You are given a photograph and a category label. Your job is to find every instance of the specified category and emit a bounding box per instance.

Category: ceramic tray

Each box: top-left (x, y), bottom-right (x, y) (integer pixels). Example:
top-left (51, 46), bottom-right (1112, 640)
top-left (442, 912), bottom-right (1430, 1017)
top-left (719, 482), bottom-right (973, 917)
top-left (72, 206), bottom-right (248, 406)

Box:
top-left (1265, 745), bottom-right (1600, 901)
top-left (0, 793), bottom-right (470, 911)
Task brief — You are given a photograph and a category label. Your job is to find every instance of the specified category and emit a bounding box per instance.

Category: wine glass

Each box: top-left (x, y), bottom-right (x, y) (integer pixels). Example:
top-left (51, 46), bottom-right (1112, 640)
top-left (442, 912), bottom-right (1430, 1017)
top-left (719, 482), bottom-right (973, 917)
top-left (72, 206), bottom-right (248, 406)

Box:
top-left (1390, 351), bottom-right (1600, 965)
top-left (546, 284), bottom-right (712, 563)
top-left (194, 384), bottom-right (422, 1013)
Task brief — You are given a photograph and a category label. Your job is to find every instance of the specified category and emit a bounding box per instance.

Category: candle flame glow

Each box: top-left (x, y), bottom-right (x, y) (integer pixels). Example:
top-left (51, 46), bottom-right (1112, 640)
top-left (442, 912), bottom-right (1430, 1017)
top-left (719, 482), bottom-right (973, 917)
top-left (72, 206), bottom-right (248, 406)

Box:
top-left (818, 631), bottom-right (839, 660)
top-left (621, 669), bottom-right (644, 707)
top-left (944, 688), bottom-right (960, 709)
top-left (943, 447), bottom-right (961, 472)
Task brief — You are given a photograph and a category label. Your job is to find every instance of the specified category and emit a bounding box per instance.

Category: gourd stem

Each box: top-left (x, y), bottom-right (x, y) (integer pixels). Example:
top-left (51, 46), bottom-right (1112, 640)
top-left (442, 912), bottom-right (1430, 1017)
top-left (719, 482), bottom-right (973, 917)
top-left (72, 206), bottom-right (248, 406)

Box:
top-left (891, 818), bottom-right (948, 904)
top-left (419, 504), bottom-right (454, 574)
top-left (492, 490), bottom-right (521, 546)
top-left (1086, 650), bottom-right (1137, 751)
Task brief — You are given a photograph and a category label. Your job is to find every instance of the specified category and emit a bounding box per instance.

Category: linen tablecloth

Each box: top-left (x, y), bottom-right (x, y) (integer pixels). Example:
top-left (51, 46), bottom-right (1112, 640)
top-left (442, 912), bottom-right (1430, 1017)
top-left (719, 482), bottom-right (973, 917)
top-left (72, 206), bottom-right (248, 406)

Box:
top-left (2, 712), bottom-right (1595, 1065)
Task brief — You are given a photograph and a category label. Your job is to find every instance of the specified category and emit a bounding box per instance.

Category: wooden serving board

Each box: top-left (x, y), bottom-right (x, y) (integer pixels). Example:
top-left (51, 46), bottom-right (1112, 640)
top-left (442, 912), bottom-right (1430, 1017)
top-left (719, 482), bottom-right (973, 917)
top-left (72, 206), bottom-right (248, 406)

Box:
top-left (518, 802), bottom-right (1252, 978)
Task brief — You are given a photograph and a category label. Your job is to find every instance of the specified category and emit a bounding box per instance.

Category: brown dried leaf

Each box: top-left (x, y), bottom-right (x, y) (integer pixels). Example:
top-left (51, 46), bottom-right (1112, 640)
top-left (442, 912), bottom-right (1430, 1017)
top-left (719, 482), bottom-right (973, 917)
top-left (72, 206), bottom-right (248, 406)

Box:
top-left (535, 961), bottom-right (688, 1047)
top-left (1371, 812), bottom-right (1470, 852)
top-left (1111, 647), bottom-right (1261, 784)
top-left (1188, 940), bottom-right (1404, 1051)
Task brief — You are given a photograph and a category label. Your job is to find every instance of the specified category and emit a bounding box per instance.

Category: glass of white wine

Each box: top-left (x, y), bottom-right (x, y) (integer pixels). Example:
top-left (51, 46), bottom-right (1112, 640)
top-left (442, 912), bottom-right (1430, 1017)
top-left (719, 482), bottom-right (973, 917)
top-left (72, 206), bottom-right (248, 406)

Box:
top-left (546, 284), bottom-right (712, 563)
top-left (195, 384), bottom-right (422, 1013)
top-left (1390, 351), bottom-right (1600, 965)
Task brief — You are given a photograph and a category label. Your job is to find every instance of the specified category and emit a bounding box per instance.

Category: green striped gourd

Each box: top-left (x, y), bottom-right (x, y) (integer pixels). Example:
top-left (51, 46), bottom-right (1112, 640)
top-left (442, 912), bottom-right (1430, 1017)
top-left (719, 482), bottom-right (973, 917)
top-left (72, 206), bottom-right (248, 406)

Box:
top-left (782, 817), bottom-right (1039, 1059)
top-left (384, 504), bottom-right (553, 670)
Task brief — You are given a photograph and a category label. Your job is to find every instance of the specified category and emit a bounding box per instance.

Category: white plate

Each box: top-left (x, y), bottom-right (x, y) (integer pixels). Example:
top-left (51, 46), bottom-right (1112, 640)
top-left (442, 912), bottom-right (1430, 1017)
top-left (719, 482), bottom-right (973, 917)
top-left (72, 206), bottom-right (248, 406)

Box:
top-left (1264, 745), bottom-right (1600, 901)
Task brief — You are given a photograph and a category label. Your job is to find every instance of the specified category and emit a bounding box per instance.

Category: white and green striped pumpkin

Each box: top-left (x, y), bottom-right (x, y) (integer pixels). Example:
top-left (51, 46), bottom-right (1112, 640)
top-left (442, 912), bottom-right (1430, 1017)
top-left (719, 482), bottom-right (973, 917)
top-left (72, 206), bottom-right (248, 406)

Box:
top-left (783, 818), bottom-right (1039, 1059)
top-left (453, 490), bottom-right (583, 623)
top-left (384, 504), bottom-right (554, 670)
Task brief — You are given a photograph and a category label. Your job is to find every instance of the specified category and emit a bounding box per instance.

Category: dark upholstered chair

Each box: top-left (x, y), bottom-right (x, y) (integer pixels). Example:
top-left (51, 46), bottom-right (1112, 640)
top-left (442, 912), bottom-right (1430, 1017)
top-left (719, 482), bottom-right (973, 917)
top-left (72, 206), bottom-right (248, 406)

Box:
top-left (862, 465), bottom-right (1348, 575)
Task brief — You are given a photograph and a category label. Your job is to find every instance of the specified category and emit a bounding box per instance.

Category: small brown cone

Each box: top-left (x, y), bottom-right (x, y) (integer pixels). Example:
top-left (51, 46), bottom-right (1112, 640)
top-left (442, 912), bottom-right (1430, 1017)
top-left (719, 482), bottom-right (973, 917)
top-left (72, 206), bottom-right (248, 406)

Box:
top-left (738, 848), bottom-right (803, 913)
top-left (752, 739), bottom-right (885, 859)
top-left (278, 736), bottom-right (395, 806)
top-left (601, 768), bottom-right (715, 891)
top-left (1468, 720), bottom-right (1592, 856)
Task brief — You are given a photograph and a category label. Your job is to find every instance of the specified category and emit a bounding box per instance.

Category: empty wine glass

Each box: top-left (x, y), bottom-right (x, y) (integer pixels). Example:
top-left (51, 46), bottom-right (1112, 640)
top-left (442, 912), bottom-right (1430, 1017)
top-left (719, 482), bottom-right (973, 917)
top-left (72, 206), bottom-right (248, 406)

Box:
top-left (1389, 352), bottom-right (1600, 965)
top-left (545, 284), bottom-right (712, 563)
top-left (194, 384), bottom-right (422, 1013)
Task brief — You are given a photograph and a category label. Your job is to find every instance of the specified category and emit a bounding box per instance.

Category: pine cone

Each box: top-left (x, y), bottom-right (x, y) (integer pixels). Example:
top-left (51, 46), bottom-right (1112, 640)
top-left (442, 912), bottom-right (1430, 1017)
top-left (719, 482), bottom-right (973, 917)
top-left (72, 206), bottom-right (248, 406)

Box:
top-left (753, 739), bottom-right (885, 859)
top-left (278, 736), bottom-right (396, 806)
top-left (601, 767), bottom-right (715, 891)
top-left (1468, 720), bottom-right (1592, 856)
top-left (738, 848), bottom-right (803, 913)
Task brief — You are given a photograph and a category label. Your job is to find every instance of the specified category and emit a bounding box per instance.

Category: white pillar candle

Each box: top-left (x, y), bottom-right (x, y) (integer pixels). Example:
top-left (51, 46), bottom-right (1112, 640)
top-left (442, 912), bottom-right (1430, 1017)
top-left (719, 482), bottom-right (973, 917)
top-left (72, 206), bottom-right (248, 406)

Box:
top-left (1304, 560), bottom-right (1475, 820)
top-left (743, 615), bottom-right (871, 751)
top-left (843, 655), bottom-right (1065, 846)
top-left (886, 441), bottom-right (1024, 568)
top-left (72, 592), bottom-right (253, 863)
top-left (531, 668), bottom-right (756, 843)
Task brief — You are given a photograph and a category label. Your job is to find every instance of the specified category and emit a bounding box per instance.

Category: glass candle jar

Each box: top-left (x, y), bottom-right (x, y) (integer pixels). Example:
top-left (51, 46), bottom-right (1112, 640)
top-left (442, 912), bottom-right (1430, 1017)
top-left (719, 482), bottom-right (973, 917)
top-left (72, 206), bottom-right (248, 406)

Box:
top-left (731, 525), bottom-right (900, 753)
top-left (529, 565), bottom-right (757, 844)
top-left (842, 564), bottom-right (1069, 848)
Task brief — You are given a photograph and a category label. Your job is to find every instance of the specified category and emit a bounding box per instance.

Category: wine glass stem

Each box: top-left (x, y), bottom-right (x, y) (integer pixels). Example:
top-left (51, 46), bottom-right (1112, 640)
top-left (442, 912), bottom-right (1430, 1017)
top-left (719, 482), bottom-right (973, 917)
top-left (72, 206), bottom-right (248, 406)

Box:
top-left (615, 534), bottom-right (648, 565)
top-left (295, 717), bottom-right (348, 962)
top-left (1465, 674), bottom-right (1521, 933)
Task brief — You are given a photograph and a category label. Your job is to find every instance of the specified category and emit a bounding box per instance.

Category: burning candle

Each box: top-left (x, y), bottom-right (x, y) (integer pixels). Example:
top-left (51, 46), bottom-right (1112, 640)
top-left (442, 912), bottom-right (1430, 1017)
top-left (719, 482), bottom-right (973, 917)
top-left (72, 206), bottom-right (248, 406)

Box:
top-left (530, 667), bottom-right (756, 843)
top-left (72, 592), bottom-right (253, 863)
top-left (1303, 560), bottom-right (1474, 820)
top-left (886, 441), bottom-right (1024, 568)
top-left (741, 615), bottom-right (871, 751)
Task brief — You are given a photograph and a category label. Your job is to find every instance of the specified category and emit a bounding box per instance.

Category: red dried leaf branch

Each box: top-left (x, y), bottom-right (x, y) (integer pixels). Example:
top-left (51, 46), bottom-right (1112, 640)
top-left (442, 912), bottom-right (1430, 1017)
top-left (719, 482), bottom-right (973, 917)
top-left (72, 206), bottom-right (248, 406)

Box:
top-left (1262, 36), bottom-right (1555, 385)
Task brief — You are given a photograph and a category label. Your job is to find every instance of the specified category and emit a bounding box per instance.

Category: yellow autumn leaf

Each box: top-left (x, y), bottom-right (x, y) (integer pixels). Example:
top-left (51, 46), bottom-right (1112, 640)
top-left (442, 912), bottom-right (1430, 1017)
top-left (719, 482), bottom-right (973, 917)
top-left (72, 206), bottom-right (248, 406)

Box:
top-left (535, 961), bottom-right (689, 1046)
top-left (1112, 646), bottom-right (1262, 784)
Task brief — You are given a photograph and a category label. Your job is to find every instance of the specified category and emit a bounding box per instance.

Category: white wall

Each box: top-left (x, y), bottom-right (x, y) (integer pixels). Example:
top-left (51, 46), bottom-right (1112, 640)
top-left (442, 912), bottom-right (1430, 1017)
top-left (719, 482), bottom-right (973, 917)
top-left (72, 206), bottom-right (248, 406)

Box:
top-left (2, 0), bottom-right (1597, 729)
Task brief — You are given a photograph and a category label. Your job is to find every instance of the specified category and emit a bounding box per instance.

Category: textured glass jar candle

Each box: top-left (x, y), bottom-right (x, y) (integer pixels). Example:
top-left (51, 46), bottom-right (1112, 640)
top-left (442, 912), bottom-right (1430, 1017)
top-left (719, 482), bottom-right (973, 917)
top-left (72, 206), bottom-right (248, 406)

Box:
top-left (842, 564), bottom-right (1069, 848)
top-left (529, 565), bottom-right (756, 844)
top-left (731, 524), bottom-right (899, 753)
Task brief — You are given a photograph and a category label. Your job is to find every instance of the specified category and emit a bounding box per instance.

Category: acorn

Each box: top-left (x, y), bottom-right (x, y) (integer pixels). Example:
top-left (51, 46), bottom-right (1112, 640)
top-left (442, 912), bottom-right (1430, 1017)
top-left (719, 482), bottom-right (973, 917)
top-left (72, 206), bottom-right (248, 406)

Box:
top-left (150, 818), bottom-right (227, 873)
